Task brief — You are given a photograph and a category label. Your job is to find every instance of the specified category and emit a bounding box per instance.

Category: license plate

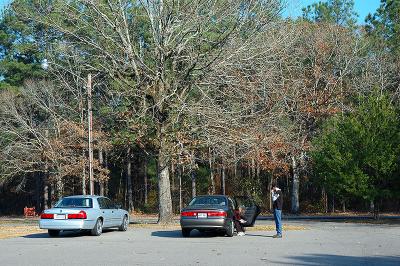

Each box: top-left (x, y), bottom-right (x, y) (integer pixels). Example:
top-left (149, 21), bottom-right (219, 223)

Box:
top-left (54, 214), bottom-right (66, 220)
top-left (197, 213), bottom-right (207, 218)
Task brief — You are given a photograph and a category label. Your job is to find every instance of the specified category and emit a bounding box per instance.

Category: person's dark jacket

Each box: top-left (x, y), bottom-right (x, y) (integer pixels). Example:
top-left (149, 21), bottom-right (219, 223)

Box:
top-left (234, 210), bottom-right (246, 221)
top-left (273, 189), bottom-right (283, 210)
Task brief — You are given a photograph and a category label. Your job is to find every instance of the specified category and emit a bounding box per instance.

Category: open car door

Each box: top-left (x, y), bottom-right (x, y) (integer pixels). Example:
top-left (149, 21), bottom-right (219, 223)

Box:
top-left (234, 196), bottom-right (261, 227)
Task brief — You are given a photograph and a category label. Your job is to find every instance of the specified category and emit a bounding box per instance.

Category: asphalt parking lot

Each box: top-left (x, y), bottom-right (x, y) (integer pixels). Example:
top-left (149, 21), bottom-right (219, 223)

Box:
top-left (0, 220), bottom-right (399, 266)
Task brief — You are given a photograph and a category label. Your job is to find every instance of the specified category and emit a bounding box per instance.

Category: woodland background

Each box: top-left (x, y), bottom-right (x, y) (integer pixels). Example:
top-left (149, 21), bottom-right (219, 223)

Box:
top-left (0, 0), bottom-right (399, 222)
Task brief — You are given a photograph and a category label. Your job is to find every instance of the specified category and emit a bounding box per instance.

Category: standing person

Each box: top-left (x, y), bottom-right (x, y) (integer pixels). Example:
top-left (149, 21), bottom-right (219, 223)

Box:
top-left (271, 182), bottom-right (283, 238)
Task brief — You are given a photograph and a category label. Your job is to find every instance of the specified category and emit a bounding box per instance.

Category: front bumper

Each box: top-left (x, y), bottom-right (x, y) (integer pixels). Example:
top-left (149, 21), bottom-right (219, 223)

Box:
top-left (39, 219), bottom-right (96, 230)
top-left (180, 217), bottom-right (229, 230)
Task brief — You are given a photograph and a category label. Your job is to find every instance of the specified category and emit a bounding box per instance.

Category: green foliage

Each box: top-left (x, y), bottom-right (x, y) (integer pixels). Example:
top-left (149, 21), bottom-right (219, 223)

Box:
top-left (0, 1), bottom-right (46, 90)
top-left (302, 0), bottom-right (358, 27)
top-left (312, 91), bottom-right (400, 203)
top-left (365, 0), bottom-right (400, 55)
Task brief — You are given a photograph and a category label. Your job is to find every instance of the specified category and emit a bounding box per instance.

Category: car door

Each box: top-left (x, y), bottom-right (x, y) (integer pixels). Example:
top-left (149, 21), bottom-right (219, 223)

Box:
top-left (234, 196), bottom-right (260, 227)
top-left (98, 197), bottom-right (113, 228)
top-left (104, 198), bottom-right (120, 226)
top-left (227, 197), bottom-right (236, 219)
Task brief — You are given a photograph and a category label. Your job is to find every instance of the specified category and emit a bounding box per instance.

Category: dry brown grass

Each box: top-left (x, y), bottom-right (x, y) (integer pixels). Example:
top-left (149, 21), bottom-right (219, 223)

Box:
top-left (0, 226), bottom-right (45, 240)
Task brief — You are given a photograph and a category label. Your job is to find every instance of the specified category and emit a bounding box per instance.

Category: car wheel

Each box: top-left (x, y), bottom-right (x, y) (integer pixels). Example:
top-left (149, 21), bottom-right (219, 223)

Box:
top-left (226, 220), bottom-right (234, 237)
top-left (182, 228), bottom-right (191, 237)
top-left (48, 230), bottom-right (60, 237)
top-left (119, 215), bottom-right (128, 231)
top-left (91, 218), bottom-right (103, 236)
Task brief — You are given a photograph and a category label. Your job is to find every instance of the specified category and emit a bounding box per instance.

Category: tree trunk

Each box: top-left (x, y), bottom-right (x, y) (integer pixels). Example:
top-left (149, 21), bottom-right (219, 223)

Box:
top-left (373, 201), bottom-right (380, 220)
top-left (221, 165), bottom-right (226, 195)
top-left (157, 135), bottom-right (173, 224)
top-left (56, 176), bottom-right (63, 201)
top-left (35, 174), bottom-right (41, 212)
top-left (50, 183), bottom-right (55, 207)
top-left (144, 162), bottom-right (148, 205)
top-left (170, 162), bottom-right (175, 189)
top-left (126, 147), bottom-right (134, 212)
top-left (104, 150), bottom-right (109, 196)
top-left (251, 158), bottom-right (256, 194)
top-left (82, 149), bottom-right (86, 195)
top-left (291, 156), bottom-right (300, 213)
top-left (267, 176), bottom-right (272, 212)
top-left (342, 200), bottom-right (346, 212)
top-left (322, 188), bottom-right (328, 213)
top-left (209, 147), bottom-right (215, 194)
top-left (99, 148), bottom-right (104, 196)
top-left (43, 183), bottom-right (49, 210)
top-left (179, 166), bottom-right (183, 211)
top-left (43, 153), bottom-right (49, 210)
top-left (191, 171), bottom-right (196, 198)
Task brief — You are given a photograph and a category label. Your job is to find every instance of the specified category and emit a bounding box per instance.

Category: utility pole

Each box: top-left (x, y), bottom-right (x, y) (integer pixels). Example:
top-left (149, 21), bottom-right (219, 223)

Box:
top-left (88, 73), bottom-right (94, 195)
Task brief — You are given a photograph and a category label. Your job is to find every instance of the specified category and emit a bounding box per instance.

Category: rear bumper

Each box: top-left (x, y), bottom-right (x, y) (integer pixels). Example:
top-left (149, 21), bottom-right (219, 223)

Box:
top-left (180, 218), bottom-right (229, 230)
top-left (39, 219), bottom-right (96, 230)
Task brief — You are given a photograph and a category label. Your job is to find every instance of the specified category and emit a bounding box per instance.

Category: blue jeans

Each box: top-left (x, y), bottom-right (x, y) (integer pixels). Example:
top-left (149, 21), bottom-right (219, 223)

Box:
top-left (273, 209), bottom-right (282, 236)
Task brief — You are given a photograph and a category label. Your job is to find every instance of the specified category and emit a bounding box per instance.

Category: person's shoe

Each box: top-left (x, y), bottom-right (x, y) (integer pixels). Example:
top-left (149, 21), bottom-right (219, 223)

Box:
top-left (237, 232), bottom-right (245, 236)
top-left (272, 234), bottom-right (282, 238)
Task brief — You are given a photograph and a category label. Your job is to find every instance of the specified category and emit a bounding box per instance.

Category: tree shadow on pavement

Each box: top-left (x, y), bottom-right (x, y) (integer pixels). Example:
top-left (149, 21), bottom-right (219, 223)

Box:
top-left (269, 254), bottom-right (400, 266)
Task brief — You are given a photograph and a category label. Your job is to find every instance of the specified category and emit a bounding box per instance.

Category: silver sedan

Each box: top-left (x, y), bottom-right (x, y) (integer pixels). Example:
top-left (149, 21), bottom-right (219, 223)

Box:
top-left (39, 195), bottom-right (129, 237)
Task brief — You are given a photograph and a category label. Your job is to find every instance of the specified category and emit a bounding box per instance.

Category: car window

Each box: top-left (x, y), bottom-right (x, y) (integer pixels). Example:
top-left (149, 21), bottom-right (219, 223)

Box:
top-left (97, 198), bottom-right (108, 209)
top-left (55, 198), bottom-right (93, 208)
top-left (104, 198), bottom-right (115, 209)
top-left (189, 196), bottom-right (227, 206)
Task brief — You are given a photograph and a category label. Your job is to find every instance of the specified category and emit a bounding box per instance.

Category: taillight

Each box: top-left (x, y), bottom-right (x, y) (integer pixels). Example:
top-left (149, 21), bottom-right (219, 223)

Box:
top-left (40, 213), bottom-right (54, 219)
top-left (68, 211), bottom-right (87, 219)
top-left (181, 211), bottom-right (197, 217)
top-left (207, 211), bottom-right (227, 217)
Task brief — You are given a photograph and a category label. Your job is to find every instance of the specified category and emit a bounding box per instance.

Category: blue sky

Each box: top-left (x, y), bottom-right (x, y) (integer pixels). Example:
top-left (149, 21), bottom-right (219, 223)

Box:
top-left (284, 0), bottom-right (382, 24)
top-left (0, 0), bottom-right (10, 11)
top-left (0, 0), bottom-right (382, 24)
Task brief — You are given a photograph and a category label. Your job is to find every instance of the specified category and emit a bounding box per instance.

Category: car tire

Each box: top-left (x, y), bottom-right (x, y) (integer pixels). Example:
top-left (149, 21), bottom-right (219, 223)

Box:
top-left (226, 220), bottom-right (234, 237)
top-left (91, 218), bottom-right (103, 236)
top-left (118, 215), bottom-right (128, 231)
top-left (182, 228), bottom-right (191, 237)
top-left (48, 230), bottom-right (60, 237)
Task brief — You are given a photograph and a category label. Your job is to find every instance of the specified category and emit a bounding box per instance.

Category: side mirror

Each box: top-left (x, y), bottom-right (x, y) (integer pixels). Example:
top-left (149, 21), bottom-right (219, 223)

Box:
top-left (116, 204), bottom-right (122, 209)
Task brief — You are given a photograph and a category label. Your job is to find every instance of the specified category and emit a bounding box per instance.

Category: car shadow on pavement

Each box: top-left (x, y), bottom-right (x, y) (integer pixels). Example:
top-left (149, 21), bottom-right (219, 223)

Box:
top-left (151, 229), bottom-right (226, 238)
top-left (23, 229), bottom-right (116, 238)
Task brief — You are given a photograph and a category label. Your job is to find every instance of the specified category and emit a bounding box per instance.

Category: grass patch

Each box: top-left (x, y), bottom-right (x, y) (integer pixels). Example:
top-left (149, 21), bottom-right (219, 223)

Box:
top-left (0, 226), bottom-right (45, 240)
top-left (0, 219), bottom-right (38, 225)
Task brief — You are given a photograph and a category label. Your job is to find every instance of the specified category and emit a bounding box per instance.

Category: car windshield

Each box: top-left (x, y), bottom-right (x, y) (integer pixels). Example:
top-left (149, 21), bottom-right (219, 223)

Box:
top-left (54, 198), bottom-right (93, 208)
top-left (189, 196), bottom-right (227, 206)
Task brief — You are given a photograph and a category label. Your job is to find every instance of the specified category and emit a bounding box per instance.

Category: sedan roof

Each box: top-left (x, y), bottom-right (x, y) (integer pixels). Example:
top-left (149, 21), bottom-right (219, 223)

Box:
top-left (63, 195), bottom-right (101, 199)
